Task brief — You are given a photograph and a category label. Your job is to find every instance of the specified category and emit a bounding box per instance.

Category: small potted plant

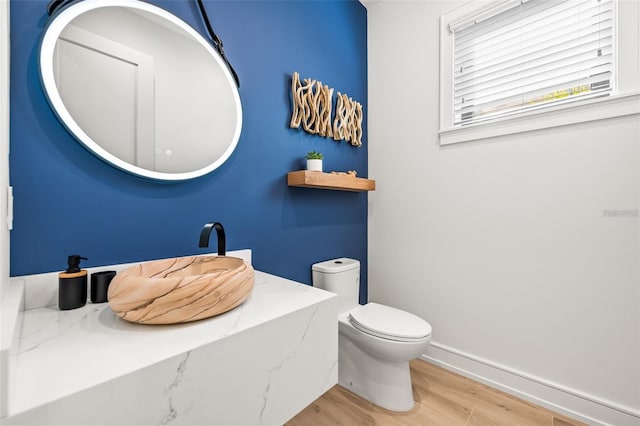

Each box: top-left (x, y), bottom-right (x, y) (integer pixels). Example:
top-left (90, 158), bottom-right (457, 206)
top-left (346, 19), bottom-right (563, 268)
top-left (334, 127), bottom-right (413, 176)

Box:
top-left (305, 151), bottom-right (323, 172)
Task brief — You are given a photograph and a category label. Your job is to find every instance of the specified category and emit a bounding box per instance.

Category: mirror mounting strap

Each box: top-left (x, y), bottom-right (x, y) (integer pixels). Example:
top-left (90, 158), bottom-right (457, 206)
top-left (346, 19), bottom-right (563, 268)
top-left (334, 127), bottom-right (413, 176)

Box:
top-left (195, 0), bottom-right (240, 88)
top-left (47, 0), bottom-right (80, 16)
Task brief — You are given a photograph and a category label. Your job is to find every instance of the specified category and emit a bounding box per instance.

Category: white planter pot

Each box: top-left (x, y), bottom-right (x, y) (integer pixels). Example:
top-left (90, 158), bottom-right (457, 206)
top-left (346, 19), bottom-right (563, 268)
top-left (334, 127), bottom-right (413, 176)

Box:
top-left (306, 159), bottom-right (323, 172)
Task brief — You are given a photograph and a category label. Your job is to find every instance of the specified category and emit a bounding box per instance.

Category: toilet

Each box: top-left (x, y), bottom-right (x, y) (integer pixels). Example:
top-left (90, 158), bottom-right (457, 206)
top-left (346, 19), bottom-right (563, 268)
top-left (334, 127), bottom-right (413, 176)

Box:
top-left (312, 258), bottom-right (432, 411)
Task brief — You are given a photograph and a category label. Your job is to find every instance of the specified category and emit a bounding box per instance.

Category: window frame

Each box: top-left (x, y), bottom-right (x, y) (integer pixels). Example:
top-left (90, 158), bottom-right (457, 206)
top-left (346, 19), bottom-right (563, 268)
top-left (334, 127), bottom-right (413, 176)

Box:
top-left (439, 0), bottom-right (640, 145)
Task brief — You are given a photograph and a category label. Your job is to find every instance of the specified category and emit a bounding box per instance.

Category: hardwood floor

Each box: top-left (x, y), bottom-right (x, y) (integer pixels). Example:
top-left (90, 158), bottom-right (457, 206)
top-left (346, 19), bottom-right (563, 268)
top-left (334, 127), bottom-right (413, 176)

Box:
top-left (287, 359), bottom-right (587, 426)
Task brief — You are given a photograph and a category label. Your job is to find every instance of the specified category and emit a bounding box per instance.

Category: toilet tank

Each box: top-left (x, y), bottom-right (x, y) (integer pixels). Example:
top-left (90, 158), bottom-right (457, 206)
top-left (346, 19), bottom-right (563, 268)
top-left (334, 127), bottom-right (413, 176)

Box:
top-left (312, 258), bottom-right (360, 315)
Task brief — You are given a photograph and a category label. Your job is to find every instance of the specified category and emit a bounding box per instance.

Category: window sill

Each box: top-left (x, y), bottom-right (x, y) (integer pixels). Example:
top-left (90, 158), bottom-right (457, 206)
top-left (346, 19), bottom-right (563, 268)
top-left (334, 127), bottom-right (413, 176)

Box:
top-left (439, 92), bottom-right (640, 146)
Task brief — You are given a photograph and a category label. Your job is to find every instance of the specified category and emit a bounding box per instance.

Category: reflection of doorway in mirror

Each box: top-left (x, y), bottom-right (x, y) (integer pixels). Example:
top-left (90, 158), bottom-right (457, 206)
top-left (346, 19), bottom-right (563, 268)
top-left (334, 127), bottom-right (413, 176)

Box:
top-left (54, 25), bottom-right (155, 169)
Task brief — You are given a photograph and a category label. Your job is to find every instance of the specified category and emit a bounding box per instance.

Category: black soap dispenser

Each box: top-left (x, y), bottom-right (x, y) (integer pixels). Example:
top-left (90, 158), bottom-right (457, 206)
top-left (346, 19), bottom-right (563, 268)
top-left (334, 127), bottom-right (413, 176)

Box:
top-left (59, 255), bottom-right (88, 310)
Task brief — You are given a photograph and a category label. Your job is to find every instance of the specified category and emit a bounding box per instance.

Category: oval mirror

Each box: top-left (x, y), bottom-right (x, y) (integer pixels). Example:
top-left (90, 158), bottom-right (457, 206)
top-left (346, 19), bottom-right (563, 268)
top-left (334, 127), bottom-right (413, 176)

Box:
top-left (39, 0), bottom-right (242, 181)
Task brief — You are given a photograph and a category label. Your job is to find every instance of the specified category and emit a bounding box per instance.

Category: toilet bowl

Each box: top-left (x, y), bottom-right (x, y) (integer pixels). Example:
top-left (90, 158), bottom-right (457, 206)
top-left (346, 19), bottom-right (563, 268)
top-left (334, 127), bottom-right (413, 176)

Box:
top-left (312, 258), bottom-right (432, 411)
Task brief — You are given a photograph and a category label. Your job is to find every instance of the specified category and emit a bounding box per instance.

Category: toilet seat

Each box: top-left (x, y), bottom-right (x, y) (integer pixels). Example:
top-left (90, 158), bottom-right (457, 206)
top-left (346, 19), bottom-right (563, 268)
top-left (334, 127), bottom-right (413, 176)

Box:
top-left (349, 303), bottom-right (432, 342)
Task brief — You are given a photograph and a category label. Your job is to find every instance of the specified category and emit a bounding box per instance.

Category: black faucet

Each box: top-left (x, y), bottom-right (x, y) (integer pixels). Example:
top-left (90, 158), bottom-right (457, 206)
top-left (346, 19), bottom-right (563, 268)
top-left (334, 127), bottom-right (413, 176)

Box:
top-left (199, 222), bottom-right (226, 256)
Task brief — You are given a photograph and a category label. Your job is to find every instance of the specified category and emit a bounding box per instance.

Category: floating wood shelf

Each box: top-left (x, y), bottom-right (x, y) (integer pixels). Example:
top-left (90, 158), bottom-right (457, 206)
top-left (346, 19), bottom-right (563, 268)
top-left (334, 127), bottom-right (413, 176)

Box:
top-left (287, 170), bottom-right (375, 192)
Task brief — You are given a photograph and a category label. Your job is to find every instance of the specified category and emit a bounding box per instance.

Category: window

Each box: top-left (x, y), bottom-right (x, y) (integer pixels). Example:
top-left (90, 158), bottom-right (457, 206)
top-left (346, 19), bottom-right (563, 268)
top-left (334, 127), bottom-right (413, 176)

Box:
top-left (452, 0), bottom-right (614, 126)
top-left (439, 0), bottom-right (640, 145)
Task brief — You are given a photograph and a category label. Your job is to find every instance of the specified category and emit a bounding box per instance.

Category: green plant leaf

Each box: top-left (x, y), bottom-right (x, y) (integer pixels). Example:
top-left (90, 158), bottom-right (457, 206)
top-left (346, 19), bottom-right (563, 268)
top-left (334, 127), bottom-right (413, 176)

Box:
top-left (305, 151), bottom-right (324, 160)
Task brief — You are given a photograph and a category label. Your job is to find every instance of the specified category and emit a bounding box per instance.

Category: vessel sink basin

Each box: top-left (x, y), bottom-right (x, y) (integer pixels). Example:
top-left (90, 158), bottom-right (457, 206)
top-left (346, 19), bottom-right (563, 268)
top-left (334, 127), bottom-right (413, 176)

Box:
top-left (107, 255), bottom-right (255, 325)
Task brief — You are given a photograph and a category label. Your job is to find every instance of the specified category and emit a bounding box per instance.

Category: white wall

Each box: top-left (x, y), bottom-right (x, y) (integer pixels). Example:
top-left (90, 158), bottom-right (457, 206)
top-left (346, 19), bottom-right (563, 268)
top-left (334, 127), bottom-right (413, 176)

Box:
top-left (1, 0), bottom-right (10, 289)
top-left (365, 1), bottom-right (639, 425)
top-left (0, 2), bottom-right (12, 415)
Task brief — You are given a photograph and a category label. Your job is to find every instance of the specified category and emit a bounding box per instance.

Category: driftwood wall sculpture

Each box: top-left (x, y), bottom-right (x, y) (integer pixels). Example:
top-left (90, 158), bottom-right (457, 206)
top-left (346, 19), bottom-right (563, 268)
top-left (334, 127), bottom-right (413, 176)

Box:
top-left (333, 93), bottom-right (363, 147)
top-left (290, 72), bottom-right (334, 137)
top-left (290, 71), bottom-right (363, 147)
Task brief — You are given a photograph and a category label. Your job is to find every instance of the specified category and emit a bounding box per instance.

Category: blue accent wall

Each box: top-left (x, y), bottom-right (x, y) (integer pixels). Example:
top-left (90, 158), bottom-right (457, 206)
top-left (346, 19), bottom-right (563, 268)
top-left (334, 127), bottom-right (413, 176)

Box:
top-left (9, 0), bottom-right (369, 302)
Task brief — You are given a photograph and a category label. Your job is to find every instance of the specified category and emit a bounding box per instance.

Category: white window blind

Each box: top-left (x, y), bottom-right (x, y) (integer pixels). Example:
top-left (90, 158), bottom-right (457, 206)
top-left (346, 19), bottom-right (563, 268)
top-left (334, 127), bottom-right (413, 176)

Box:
top-left (452, 0), bottom-right (615, 126)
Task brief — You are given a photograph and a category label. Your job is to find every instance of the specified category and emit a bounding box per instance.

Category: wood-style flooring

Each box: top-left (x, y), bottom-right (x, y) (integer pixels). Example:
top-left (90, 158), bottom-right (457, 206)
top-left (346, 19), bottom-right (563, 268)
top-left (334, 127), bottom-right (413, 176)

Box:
top-left (287, 359), bottom-right (586, 426)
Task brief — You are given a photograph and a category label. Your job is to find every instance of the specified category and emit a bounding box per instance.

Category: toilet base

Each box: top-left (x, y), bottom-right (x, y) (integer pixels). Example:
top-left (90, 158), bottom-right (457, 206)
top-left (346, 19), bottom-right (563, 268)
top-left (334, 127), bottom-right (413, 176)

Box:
top-left (338, 333), bottom-right (415, 411)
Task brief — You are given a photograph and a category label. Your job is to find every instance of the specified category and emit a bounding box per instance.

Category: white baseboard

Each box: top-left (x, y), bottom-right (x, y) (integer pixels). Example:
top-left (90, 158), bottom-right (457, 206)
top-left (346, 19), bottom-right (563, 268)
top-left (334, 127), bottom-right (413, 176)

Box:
top-left (422, 341), bottom-right (640, 426)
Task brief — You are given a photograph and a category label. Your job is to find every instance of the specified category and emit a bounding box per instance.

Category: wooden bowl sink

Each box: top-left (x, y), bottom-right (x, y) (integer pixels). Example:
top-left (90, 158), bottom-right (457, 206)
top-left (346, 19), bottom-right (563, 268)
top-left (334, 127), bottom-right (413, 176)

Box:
top-left (107, 255), bottom-right (255, 325)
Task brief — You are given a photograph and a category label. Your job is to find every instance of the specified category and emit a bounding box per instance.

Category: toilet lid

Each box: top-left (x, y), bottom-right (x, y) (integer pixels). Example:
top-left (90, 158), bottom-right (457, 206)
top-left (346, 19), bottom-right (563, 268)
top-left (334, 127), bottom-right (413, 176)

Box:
top-left (349, 303), bottom-right (432, 342)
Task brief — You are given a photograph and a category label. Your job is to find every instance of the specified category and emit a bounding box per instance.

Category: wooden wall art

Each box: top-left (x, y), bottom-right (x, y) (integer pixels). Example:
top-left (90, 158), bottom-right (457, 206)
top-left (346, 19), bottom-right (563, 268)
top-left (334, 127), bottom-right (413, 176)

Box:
top-left (333, 93), bottom-right (363, 147)
top-left (290, 72), bottom-right (333, 137)
top-left (290, 71), bottom-right (363, 147)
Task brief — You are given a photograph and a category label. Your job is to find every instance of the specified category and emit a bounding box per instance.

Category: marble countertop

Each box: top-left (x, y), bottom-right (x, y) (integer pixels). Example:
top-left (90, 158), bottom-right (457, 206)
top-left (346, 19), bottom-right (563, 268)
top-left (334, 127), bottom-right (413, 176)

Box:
top-left (8, 270), bottom-right (335, 417)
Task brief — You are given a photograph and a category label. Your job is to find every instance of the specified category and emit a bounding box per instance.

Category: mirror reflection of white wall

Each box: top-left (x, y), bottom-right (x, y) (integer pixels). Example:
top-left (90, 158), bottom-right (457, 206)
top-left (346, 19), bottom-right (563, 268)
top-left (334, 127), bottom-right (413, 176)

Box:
top-left (54, 6), bottom-right (236, 174)
top-left (54, 25), bottom-right (154, 169)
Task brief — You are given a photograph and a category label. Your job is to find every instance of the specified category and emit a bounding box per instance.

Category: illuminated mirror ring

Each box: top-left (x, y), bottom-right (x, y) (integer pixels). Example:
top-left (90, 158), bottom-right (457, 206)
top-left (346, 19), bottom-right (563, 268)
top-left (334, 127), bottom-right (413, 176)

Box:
top-left (40, 0), bottom-right (242, 181)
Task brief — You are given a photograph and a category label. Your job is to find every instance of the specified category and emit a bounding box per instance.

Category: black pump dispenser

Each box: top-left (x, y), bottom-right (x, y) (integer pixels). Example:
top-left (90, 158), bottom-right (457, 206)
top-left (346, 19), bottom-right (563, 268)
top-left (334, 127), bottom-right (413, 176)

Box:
top-left (59, 255), bottom-right (88, 310)
top-left (65, 255), bottom-right (87, 273)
